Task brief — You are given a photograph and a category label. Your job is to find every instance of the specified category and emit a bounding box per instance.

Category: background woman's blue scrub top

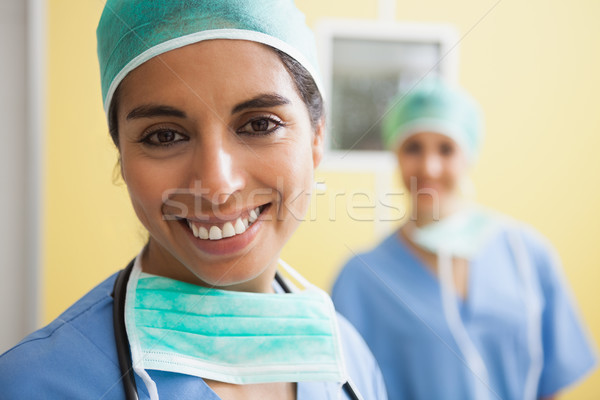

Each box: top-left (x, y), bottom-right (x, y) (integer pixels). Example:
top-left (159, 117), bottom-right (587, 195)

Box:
top-left (0, 271), bottom-right (387, 399)
top-left (332, 224), bottom-right (596, 400)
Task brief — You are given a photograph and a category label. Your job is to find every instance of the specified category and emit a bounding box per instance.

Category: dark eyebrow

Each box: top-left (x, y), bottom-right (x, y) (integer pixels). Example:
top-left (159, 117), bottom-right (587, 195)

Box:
top-left (126, 104), bottom-right (187, 120)
top-left (231, 93), bottom-right (291, 114)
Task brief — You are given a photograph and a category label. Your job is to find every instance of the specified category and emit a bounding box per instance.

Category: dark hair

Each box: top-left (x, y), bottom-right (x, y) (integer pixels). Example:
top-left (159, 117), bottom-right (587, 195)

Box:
top-left (271, 48), bottom-right (324, 130)
top-left (107, 46), bottom-right (324, 147)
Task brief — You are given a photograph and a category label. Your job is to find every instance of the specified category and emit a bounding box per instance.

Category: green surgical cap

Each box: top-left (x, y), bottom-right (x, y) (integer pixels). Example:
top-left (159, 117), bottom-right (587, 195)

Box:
top-left (382, 79), bottom-right (483, 162)
top-left (97, 0), bottom-right (321, 114)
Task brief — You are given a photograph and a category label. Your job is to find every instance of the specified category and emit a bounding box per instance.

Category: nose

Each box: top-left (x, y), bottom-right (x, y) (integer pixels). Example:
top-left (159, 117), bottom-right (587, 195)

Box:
top-left (420, 153), bottom-right (443, 179)
top-left (190, 135), bottom-right (245, 206)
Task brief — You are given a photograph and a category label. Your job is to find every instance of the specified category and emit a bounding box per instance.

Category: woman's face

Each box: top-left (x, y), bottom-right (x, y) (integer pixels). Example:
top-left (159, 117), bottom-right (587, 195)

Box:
top-left (396, 132), bottom-right (468, 222)
top-left (116, 40), bottom-right (323, 292)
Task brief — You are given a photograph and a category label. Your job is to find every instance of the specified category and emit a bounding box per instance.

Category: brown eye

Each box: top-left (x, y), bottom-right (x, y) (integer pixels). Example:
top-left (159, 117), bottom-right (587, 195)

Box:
top-left (251, 119), bottom-right (270, 132)
top-left (237, 116), bottom-right (285, 136)
top-left (141, 129), bottom-right (188, 147)
top-left (156, 130), bottom-right (175, 142)
top-left (439, 142), bottom-right (454, 156)
top-left (403, 141), bottom-right (422, 154)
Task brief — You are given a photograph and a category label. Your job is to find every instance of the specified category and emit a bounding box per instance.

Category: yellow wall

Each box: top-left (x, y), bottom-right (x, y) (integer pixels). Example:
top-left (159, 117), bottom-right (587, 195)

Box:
top-left (45, 0), bottom-right (144, 317)
top-left (45, 0), bottom-right (599, 398)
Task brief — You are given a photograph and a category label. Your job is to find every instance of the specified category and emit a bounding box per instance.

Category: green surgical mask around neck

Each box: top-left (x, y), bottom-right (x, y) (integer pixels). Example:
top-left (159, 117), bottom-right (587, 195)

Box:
top-left (408, 205), bottom-right (504, 260)
top-left (124, 256), bottom-right (348, 399)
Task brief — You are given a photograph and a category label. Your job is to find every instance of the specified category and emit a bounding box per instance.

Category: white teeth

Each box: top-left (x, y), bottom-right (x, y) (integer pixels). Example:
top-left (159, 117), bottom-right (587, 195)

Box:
top-left (209, 226), bottom-right (222, 240)
top-left (234, 218), bottom-right (246, 234)
top-left (249, 209), bottom-right (258, 223)
top-left (198, 226), bottom-right (209, 239)
top-left (188, 206), bottom-right (265, 241)
top-left (222, 222), bottom-right (235, 238)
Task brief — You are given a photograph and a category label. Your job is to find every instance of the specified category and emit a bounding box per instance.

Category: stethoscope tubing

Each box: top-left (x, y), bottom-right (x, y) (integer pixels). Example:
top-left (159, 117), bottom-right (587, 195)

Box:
top-left (112, 260), bottom-right (139, 400)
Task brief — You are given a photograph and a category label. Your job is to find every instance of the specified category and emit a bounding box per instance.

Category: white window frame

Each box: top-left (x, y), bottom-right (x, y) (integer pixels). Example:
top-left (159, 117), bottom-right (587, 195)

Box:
top-left (315, 19), bottom-right (460, 172)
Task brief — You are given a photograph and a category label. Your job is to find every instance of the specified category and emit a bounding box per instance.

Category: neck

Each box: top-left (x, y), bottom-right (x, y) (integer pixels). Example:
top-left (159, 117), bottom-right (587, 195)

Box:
top-left (141, 241), bottom-right (278, 294)
top-left (411, 198), bottom-right (468, 227)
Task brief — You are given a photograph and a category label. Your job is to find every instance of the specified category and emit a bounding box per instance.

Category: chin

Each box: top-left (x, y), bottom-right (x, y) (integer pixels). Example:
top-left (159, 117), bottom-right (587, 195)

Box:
top-left (185, 251), bottom-right (277, 291)
top-left (414, 200), bottom-right (440, 217)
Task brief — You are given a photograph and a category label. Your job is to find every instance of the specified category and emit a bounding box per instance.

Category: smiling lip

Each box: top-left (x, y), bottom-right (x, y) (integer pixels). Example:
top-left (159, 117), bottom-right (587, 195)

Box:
top-left (413, 180), bottom-right (444, 192)
top-left (180, 204), bottom-right (270, 256)
top-left (417, 185), bottom-right (442, 192)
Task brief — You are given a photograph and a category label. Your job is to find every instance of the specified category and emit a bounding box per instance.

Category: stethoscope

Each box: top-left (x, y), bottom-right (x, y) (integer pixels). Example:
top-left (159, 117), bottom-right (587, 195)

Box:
top-left (112, 260), bottom-right (363, 400)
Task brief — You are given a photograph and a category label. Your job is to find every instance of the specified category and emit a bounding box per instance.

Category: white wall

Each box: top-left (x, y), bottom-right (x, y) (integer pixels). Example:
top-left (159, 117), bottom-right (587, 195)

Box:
top-left (0, 0), bottom-right (41, 353)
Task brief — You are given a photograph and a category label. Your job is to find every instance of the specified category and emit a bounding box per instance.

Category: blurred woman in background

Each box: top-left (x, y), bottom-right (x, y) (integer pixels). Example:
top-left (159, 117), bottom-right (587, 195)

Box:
top-left (332, 79), bottom-right (596, 400)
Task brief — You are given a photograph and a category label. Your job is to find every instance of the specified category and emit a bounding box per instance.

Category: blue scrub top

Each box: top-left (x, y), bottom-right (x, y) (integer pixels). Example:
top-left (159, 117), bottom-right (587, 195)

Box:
top-left (0, 270), bottom-right (387, 399)
top-left (332, 223), bottom-right (596, 400)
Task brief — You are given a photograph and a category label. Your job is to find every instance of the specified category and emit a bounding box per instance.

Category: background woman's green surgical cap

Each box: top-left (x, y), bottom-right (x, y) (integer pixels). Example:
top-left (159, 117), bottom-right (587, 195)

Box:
top-left (382, 79), bottom-right (484, 162)
top-left (97, 0), bottom-right (321, 114)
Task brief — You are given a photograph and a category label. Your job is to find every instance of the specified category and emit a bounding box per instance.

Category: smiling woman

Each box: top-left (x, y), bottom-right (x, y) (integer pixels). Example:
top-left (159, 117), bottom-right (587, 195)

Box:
top-left (116, 40), bottom-right (322, 292)
top-left (0, 1), bottom-right (387, 399)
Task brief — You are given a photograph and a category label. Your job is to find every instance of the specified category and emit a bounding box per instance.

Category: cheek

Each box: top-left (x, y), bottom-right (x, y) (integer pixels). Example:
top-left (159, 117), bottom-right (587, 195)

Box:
top-left (121, 157), bottom-right (175, 224)
top-left (262, 141), bottom-right (314, 216)
top-left (397, 156), bottom-right (415, 188)
top-left (448, 157), bottom-right (469, 178)
top-left (441, 159), bottom-right (468, 193)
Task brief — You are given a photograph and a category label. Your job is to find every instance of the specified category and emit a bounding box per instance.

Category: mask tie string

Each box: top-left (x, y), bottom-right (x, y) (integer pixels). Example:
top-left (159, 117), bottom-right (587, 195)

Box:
top-left (437, 248), bottom-right (490, 400)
